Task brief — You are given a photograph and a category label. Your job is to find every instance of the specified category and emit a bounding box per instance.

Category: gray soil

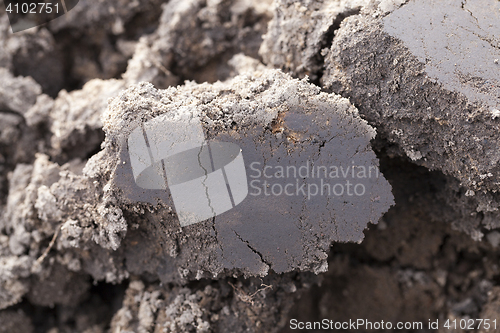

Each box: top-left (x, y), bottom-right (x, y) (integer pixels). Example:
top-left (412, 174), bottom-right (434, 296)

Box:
top-left (0, 0), bottom-right (499, 332)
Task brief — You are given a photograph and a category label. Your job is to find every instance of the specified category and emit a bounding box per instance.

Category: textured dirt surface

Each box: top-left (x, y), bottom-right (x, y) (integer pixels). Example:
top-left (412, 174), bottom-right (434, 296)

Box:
top-left (1, 0), bottom-right (500, 332)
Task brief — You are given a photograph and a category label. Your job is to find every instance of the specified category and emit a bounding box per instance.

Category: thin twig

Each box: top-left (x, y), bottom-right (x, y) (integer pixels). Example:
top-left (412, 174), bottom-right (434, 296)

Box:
top-left (60, 0), bottom-right (68, 14)
top-left (228, 282), bottom-right (273, 305)
top-left (35, 225), bottom-right (61, 266)
top-left (249, 284), bottom-right (272, 298)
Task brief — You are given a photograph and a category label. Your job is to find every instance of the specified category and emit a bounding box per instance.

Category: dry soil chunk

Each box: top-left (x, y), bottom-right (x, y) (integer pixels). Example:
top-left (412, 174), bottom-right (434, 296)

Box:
top-left (0, 68), bottom-right (41, 115)
top-left (110, 274), bottom-right (315, 333)
top-left (319, 0), bottom-right (500, 238)
top-left (259, 0), bottom-right (366, 81)
top-left (323, 0), bottom-right (500, 194)
top-left (50, 79), bottom-right (125, 160)
top-left (123, 0), bottom-right (272, 85)
top-left (102, 70), bottom-right (393, 280)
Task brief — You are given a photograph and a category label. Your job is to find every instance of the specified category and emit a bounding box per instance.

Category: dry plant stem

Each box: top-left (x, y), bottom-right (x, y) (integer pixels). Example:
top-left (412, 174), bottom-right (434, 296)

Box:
top-left (35, 225), bottom-right (61, 266)
top-left (60, 0), bottom-right (68, 13)
top-left (228, 281), bottom-right (273, 305)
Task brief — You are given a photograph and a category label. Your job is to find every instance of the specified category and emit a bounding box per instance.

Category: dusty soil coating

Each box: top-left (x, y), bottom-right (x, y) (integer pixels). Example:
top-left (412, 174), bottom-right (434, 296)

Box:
top-left (0, 0), bottom-right (499, 332)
